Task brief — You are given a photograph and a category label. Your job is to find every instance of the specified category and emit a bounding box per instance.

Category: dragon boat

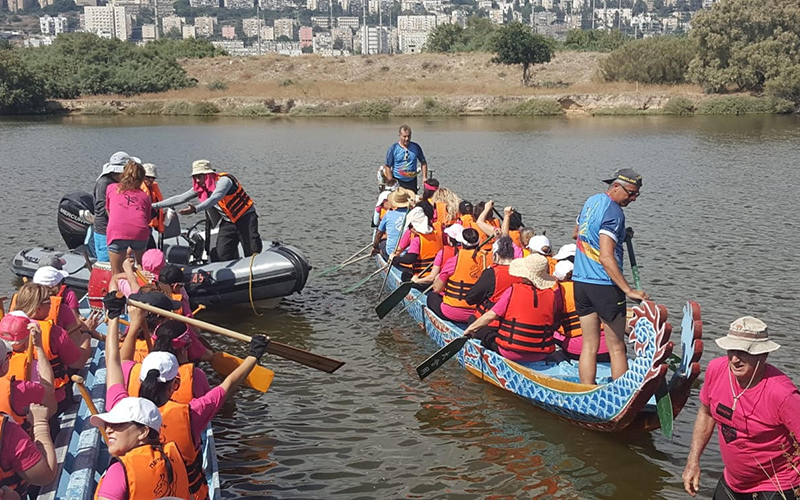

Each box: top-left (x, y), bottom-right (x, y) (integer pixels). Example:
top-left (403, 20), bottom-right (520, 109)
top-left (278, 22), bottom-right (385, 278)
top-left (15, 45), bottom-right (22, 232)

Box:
top-left (378, 256), bottom-right (704, 432)
top-left (32, 298), bottom-right (221, 500)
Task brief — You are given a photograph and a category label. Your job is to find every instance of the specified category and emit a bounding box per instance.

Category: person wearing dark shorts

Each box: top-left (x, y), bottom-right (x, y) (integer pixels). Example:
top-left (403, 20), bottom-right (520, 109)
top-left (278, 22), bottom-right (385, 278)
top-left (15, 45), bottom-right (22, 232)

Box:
top-left (572, 168), bottom-right (648, 385)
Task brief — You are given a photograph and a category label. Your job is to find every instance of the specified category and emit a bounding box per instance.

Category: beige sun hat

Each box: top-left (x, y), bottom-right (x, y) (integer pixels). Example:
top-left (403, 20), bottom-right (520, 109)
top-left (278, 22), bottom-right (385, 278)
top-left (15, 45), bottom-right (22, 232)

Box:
top-left (406, 207), bottom-right (431, 234)
top-left (191, 159), bottom-right (215, 176)
top-left (143, 163), bottom-right (157, 178)
top-left (715, 316), bottom-right (780, 355)
top-left (508, 254), bottom-right (557, 290)
top-left (389, 189), bottom-right (411, 208)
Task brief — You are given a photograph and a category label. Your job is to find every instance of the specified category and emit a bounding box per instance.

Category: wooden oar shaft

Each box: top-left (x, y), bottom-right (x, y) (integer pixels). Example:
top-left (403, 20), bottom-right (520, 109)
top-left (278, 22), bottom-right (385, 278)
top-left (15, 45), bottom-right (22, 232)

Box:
top-left (341, 243), bottom-right (373, 266)
top-left (127, 299), bottom-right (344, 373)
top-left (71, 375), bottom-right (108, 443)
top-left (397, 283), bottom-right (434, 315)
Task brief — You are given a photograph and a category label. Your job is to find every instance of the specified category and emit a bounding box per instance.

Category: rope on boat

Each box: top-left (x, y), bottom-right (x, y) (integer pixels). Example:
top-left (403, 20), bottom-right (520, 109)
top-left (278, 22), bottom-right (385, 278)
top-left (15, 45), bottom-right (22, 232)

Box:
top-left (248, 253), bottom-right (263, 317)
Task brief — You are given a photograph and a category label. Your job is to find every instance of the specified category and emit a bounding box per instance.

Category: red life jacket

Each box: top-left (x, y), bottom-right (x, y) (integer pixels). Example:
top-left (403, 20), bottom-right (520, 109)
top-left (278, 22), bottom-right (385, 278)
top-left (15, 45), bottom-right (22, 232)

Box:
top-left (473, 264), bottom-right (522, 329)
top-left (496, 283), bottom-right (561, 355)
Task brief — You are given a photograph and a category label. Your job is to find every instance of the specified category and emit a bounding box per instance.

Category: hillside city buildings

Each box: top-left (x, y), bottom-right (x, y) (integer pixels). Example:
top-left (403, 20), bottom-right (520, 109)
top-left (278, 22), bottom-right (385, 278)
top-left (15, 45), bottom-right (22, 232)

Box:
top-left (3, 0), bottom-right (712, 55)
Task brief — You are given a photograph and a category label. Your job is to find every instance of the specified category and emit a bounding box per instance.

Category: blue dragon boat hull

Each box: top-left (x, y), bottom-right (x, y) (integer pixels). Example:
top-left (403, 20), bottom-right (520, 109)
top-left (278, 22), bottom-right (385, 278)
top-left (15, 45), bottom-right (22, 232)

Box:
top-left (378, 256), bottom-right (703, 432)
top-left (34, 299), bottom-right (221, 499)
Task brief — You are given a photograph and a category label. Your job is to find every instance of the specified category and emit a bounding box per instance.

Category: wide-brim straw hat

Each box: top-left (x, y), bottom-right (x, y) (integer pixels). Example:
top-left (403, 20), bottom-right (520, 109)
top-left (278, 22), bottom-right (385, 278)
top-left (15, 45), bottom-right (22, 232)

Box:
top-left (509, 254), bottom-right (557, 290)
top-left (389, 188), bottom-right (411, 208)
top-left (715, 316), bottom-right (780, 355)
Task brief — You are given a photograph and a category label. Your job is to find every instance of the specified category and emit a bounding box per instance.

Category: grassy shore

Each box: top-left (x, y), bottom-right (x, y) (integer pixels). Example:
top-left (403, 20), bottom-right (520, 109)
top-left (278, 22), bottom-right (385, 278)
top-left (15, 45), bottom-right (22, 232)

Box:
top-left (62, 51), bottom-right (797, 117)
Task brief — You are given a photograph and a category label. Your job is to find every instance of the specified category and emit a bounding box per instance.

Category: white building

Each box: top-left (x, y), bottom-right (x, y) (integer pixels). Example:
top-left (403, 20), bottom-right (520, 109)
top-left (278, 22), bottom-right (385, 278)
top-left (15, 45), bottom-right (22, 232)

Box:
top-left (337, 16), bottom-right (359, 28)
top-left (83, 5), bottom-right (130, 40)
top-left (39, 15), bottom-right (68, 35)
top-left (190, 0), bottom-right (218, 7)
top-left (311, 15), bottom-right (331, 28)
top-left (182, 25), bottom-right (196, 38)
top-left (260, 25), bottom-right (275, 40)
top-left (331, 25), bottom-right (352, 50)
top-left (398, 31), bottom-right (428, 53)
top-left (242, 17), bottom-right (263, 37)
top-left (273, 18), bottom-right (294, 40)
top-left (396, 14), bottom-right (436, 32)
top-left (224, 0), bottom-right (253, 7)
top-left (194, 16), bottom-right (217, 37)
top-left (141, 23), bottom-right (157, 40)
top-left (162, 15), bottom-right (184, 34)
top-left (360, 25), bottom-right (389, 54)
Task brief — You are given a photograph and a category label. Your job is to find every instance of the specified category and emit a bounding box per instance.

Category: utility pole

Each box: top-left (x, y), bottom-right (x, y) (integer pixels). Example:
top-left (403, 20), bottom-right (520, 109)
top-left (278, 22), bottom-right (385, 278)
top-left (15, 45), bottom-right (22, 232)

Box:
top-left (591, 0), bottom-right (595, 28)
top-left (257, 0), bottom-right (261, 55)
top-left (378, 0), bottom-right (382, 54)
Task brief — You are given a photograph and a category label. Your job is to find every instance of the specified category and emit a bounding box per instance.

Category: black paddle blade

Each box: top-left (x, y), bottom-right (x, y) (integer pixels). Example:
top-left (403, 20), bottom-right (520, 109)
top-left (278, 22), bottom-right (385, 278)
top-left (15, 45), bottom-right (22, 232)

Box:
top-left (375, 282), bottom-right (413, 319)
top-left (416, 336), bottom-right (470, 380)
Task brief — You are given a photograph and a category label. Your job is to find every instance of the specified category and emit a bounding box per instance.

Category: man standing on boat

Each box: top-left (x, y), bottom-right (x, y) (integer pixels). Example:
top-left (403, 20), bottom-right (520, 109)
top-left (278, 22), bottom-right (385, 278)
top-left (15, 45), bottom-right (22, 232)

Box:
top-left (683, 317), bottom-right (800, 499)
top-left (154, 160), bottom-right (262, 262)
top-left (381, 125), bottom-right (428, 193)
top-left (573, 168), bottom-right (648, 385)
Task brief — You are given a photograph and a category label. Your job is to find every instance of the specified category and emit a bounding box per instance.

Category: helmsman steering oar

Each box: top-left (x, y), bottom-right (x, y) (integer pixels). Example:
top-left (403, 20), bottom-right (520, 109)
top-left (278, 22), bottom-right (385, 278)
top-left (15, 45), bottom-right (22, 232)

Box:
top-left (625, 227), bottom-right (673, 439)
top-left (127, 298), bottom-right (345, 374)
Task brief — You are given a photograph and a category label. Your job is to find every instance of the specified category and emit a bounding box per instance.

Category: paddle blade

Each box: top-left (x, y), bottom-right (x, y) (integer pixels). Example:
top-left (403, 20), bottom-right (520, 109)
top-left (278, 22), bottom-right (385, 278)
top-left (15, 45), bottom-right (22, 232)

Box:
top-left (416, 336), bottom-right (470, 380)
top-left (267, 341), bottom-right (345, 373)
top-left (375, 282), bottom-right (413, 319)
top-left (210, 352), bottom-right (275, 393)
top-left (342, 272), bottom-right (377, 293)
top-left (655, 381), bottom-right (673, 439)
top-left (315, 264), bottom-right (343, 278)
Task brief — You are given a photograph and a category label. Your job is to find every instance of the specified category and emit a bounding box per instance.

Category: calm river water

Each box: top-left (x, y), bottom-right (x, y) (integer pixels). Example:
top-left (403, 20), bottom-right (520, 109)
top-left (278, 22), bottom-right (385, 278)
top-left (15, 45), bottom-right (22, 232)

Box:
top-left (2, 114), bottom-right (800, 499)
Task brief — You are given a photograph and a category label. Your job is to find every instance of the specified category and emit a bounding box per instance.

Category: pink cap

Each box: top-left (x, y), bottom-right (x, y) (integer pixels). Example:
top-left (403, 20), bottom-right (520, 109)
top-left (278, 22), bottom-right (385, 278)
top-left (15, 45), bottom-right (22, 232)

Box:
top-left (141, 249), bottom-right (165, 274)
top-left (0, 312), bottom-right (33, 342)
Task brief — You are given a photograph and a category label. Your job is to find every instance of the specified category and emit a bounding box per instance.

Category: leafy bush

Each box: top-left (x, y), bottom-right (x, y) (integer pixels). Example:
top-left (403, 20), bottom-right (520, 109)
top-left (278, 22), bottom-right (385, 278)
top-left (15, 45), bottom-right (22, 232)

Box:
top-left (206, 80), bottom-right (228, 91)
top-left (563, 29), bottom-right (628, 52)
top-left (161, 101), bottom-right (193, 115)
top-left (591, 106), bottom-right (646, 116)
top-left (142, 38), bottom-right (227, 60)
top-left (599, 36), bottom-right (694, 84)
top-left (487, 99), bottom-right (564, 116)
top-left (696, 96), bottom-right (794, 115)
top-left (191, 101), bottom-right (220, 116)
top-left (424, 16), bottom-right (498, 52)
top-left (288, 105), bottom-right (327, 116)
top-left (280, 79), bottom-right (295, 86)
top-left (393, 97), bottom-right (461, 116)
top-left (661, 97), bottom-right (695, 115)
top-left (688, 0), bottom-right (800, 102)
top-left (229, 105), bottom-right (273, 117)
top-left (82, 104), bottom-right (119, 115)
top-left (344, 101), bottom-right (392, 117)
top-left (0, 50), bottom-right (46, 114)
top-left (124, 101), bottom-right (165, 115)
top-left (18, 33), bottom-right (193, 98)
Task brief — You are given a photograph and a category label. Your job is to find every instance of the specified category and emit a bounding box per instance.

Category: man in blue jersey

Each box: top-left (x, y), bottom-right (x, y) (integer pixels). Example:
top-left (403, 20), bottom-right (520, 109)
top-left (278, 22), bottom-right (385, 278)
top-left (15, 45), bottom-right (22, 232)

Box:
top-left (572, 168), bottom-right (649, 385)
top-left (382, 125), bottom-right (428, 193)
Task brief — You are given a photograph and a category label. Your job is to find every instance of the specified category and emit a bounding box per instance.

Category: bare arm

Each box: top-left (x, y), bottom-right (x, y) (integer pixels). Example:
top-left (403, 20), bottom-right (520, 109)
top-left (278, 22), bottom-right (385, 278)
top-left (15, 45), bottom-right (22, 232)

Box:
top-left (218, 356), bottom-right (258, 405)
top-left (20, 404), bottom-right (57, 486)
top-left (105, 318), bottom-right (124, 389)
top-left (464, 310), bottom-right (499, 336)
top-left (476, 201), bottom-right (498, 239)
top-left (598, 234), bottom-right (648, 301)
top-left (432, 276), bottom-right (446, 294)
top-left (29, 325), bottom-right (56, 418)
top-left (682, 403), bottom-right (715, 497)
top-left (572, 224), bottom-right (578, 240)
top-left (420, 162), bottom-right (428, 182)
top-left (119, 306), bottom-right (145, 362)
top-left (501, 206), bottom-right (512, 237)
top-left (412, 265), bottom-right (441, 285)
top-left (382, 165), bottom-right (394, 182)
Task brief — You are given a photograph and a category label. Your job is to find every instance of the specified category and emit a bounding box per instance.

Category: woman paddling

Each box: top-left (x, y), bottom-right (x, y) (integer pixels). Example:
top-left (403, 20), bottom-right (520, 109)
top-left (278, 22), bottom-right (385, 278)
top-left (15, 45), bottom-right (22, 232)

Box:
top-left (102, 291), bottom-right (268, 500)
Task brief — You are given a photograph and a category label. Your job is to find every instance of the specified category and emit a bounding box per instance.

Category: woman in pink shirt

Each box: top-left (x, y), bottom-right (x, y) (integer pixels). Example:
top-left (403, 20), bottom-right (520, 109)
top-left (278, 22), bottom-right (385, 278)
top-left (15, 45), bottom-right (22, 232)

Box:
top-left (105, 161), bottom-right (152, 276)
top-left (683, 316), bottom-right (800, 499)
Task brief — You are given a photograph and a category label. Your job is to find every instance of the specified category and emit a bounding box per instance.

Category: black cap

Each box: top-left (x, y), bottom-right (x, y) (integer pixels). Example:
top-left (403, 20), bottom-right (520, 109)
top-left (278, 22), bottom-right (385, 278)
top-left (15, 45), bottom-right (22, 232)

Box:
top-left (129, 291), bottom-right (182, 312)
top-left (159, 265), bottom-right (186, 285)
top-left (603, 168), bottom-right (642, 187)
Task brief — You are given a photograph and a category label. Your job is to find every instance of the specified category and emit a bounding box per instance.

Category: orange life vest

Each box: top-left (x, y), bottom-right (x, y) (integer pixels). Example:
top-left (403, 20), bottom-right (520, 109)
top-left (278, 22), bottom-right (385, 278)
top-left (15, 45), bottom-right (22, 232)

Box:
top-left (160, 401), bottom-right (207, 500)
top-left (6, 320), bottom-right (69, 390)
top-left (558, 281), bottom-right (582, 338)
top-left (128, 362), bottom-right (195, 405)
top-left (0, 378), bottom-right (25, 426)
top-left (496, 283), bottom-right (561, 355)
top-left (45, 285), bottom-right (67, 325)
top-left (400, 231), bottom-right (443, 278)
top-left (94, 442), bottom-right (191, 500)
top-left (547, 256), bottom-right (557, 275)
top-left (132, 338), bottom-right (150, 363)
top-left (509, 230), bottom-right (522, 250)
top-left (432, 201), bottom-right (447, 234)
top-left (216, 173), bottom-right (254, 223)
top-left (0, 416), bottom-right (26, 495)
top-left (473, 264), bottom-right (523, 329)
top-left (460, 214), bottom-right (476, 230)
top-left (442, 249), bottom-right (483, 309)
top-left (522, 248), bottom-right (531, 257)
top-left (142, 181), bottom-right (166, 233)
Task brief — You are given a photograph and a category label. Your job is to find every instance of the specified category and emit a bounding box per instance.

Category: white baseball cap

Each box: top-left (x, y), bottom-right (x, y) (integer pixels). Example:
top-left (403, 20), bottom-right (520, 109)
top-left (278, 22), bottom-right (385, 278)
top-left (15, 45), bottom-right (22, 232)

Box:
top-left (527, 235), bottom-right (552, 256)
top-left (33, 266), bottom-right (70, 287)
top-left (553, 260), bottom-right (574, 281)
top-left (553, 243), bottom-right (577, 261)
top-left (139, 351), bottom-right (179, 382)
top-left (90, 396), bottom-right (162, 432)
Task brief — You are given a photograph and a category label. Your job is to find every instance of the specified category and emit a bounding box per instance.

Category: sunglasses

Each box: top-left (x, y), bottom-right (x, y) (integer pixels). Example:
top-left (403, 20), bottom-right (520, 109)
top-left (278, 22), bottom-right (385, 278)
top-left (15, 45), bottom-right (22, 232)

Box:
top-left (620, 185), bottom-right (641, 198)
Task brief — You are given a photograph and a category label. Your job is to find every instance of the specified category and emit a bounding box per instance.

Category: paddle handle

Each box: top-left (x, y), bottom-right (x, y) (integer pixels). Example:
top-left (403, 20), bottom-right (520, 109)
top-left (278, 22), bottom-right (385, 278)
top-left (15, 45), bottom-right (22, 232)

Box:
top-left (25, 334), bottom-right (34, 381)
top-left (71, 375), bottom-right (108, 443)
top-left (128, 299), bottom-right (251, 342)
top-left (624, 228), bottom-right (641, 290)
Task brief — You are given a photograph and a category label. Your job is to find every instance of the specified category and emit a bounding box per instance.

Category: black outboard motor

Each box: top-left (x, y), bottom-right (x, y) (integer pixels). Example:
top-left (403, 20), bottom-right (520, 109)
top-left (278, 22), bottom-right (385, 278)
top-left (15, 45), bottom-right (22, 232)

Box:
top-left (58, 192), bottom-right (94, 249)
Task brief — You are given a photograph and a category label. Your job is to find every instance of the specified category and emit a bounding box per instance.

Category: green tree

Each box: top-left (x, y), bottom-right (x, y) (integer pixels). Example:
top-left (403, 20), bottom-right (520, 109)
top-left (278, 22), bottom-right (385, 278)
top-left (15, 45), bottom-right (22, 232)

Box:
top-left (301, 44), bottom-right (313, 53)
top-left (599, 36), bottom-right (694, 84)
top-left (491, 22), bottom-right (553, 85)
top-left (424, 23), bottom-right (463, 52)
top-left (0, 50), bottom-right (46, 114)
top-left (688, 0), bottom-right (800, 102)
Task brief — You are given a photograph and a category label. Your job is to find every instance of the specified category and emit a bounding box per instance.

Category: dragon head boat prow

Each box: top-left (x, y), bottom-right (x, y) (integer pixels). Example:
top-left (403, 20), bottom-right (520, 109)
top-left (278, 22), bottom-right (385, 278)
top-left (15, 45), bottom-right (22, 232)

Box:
top-left (628, 300), bottom-right (673, 366)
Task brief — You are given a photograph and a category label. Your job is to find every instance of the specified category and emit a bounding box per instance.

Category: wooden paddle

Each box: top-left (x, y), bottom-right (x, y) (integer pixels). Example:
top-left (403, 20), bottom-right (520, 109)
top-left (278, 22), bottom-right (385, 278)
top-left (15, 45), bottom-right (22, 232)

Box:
top-left (396, 283), bottom-right (434, 316)
top-left (416, 336), bottom-right (471, 380)
top-left (316, 243), bottom-right (373, 277)
top-left (626, 227), bottom-right (672, 439)
top-left (377, 211), bottom-right (409, 302)
top-left (316, 253), bottom-right (371, 278)
top-left (209, 352), bottom-right (274, 393)
top-left (71, 374), bottom-right (108, 444)
top-left (374, 262), bottom-right (433, 319)
top-left (127, 299), bottom-right (344, 373)
top-left (342, 263), bottom-right (388, 293)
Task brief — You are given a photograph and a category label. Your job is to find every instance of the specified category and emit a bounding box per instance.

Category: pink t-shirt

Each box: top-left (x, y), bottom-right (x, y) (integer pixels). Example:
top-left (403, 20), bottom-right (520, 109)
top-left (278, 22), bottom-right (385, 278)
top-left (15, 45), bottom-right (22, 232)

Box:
top-left (0, 418), bottom-right (43, 474)
top-left (105, 185), bottom-right (151, 243)
top-left (512, 244), bottom-right (524, 259)
top-left (177, 289), bottom-right (209, 362)
top-left (108, 383), bottom-right (226, 444)
top-left (122, 360), bottom-right (212, 400)
top-left (31, 323), bottom-right (82, 402)
top-left (10, 380), bottom-right (45, 416)
top-left (55, 287), bottom-right (80, 330)
top-left (398, 229), bottom-right (412, 252)
top-left (700, 356), bottom-right (800, 493)
top-left (407, 236), bottom-right (421, 255)
top-left (436, 258), bottom-right (476, 323)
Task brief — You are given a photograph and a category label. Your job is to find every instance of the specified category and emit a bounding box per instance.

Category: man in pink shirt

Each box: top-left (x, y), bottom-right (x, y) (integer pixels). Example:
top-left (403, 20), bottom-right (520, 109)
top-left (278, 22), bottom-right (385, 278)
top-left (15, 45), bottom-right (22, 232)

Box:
top-left (683, 316), bottom-right (800, 499)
